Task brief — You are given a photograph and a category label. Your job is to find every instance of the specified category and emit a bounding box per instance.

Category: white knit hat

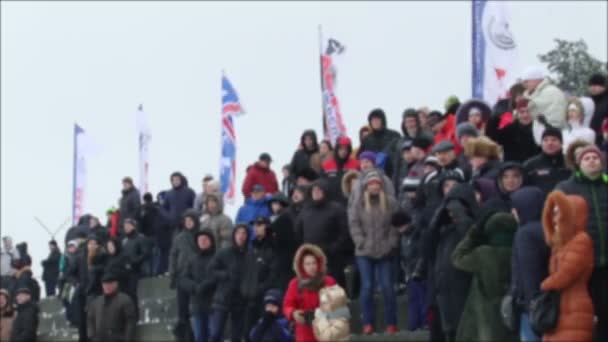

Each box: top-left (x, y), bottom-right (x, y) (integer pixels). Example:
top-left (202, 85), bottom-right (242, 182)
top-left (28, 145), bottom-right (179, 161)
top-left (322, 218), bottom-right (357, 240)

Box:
top-left (521, 66), bottom-right (546, 81)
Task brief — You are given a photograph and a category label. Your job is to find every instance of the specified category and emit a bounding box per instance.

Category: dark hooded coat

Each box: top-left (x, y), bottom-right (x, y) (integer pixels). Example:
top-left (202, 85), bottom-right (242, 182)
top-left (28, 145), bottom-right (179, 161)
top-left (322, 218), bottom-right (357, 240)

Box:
top-left (163, 172), bottom-right (196, 228)
top-left (168, 210), bottom-right (200, 288)
top-left (358, 109), bottom-right (401, 178)
top-left (295, 180), bottom-right (352, 283)
top-left (209, 225), bottom-right (250, 310)
top-left (510, 187), bottom-right (550, 306)
top-left (290, 130), bottom-right (320, 179)
top-left (423, 183), bottom-right (477, 333)
top-left (178, 230), bottom-right (217, 314)
top-left (523, 152), bottom-right (571, 197)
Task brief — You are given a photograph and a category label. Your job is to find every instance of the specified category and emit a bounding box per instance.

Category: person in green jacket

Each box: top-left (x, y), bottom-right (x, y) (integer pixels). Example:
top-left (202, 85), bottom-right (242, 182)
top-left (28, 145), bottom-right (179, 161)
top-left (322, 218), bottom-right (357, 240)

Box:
top-left (451, 212), bottom-right (518, 342)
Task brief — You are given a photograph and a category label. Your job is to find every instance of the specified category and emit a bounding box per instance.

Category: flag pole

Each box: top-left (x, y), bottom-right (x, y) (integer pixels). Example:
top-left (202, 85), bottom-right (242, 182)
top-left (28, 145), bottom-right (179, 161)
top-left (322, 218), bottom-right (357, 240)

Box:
top-left (71, 123), bottom-right (77, 225)
top-left (318, 24), bottom-right (327, 139)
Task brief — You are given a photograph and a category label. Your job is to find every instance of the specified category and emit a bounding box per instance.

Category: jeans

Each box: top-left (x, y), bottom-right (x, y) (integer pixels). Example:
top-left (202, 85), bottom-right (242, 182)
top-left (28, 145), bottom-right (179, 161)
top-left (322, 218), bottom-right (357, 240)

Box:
top-left (44, 280), bottom-right (57, 297)
top-left (208, 307), bottom-right (245, 342)
top-left (153, 245), bottom-right (170, 276)
top-left (191, 311), bottom-right (211, 342)
top-left (407, 280), bottom-right (427, 331)
top-left (520, 313), bottom-right (540, 342)
top-left (356, 255), bottom-right (397, 326)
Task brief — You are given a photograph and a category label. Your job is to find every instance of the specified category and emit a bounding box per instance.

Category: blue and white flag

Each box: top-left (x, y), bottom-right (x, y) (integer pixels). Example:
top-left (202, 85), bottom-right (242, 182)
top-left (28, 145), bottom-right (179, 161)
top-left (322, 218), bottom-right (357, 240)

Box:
top-left (219, 74), bottom-right (245, 203)
top-left (472, 0), bottom-right (520, 105)
top-left (72, 123), bottom-right (101, 225)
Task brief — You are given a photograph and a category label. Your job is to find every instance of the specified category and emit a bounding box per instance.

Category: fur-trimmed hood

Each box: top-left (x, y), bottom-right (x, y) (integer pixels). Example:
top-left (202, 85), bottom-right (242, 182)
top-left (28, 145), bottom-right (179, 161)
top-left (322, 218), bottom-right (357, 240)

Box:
top-left (564, 139), bottom-right (591, 170)
top-left (293, 243), bottom-right (327, 280)
top-left (341, 170), bottom-right (360, 198)
top-left (543, 191), bottom-right (588, 247)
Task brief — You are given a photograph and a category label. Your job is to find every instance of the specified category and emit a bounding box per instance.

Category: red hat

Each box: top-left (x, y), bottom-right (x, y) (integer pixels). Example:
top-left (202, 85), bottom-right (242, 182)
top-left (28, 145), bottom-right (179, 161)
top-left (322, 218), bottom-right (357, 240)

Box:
top-left (336, 136), bottom-right (352, 146)
top-left (516, 98), bottom-right (529, 110)
top-left (602, 118), bottom-right (608, 133)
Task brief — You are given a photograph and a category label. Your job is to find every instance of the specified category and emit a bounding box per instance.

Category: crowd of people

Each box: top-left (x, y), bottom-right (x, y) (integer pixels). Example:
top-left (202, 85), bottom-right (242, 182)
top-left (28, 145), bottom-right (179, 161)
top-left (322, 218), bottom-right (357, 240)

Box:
top-left (0, 68), bottom-right (607, 342)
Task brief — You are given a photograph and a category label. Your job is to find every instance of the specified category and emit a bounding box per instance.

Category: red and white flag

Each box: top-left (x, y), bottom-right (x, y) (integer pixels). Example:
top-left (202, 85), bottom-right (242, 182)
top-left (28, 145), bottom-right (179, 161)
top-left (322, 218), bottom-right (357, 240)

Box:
top-left (320, 28), bottom-right (348, 144)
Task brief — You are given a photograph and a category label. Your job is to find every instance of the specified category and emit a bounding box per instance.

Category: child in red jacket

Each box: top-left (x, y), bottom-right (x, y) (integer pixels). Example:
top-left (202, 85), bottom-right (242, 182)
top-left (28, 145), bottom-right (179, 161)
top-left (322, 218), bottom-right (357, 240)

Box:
top-left (283, 244), bottom-right (336, 342)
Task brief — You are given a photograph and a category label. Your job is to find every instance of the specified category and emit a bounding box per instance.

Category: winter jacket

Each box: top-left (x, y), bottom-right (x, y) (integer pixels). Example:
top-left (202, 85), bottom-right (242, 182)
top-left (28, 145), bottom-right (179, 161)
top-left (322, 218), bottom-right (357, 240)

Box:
top-left (290, 130), bottom-right (321, 178)
top-left (11, 267), bottom-right (41, 303)
top-left (235, 197), bottom-right (272, 241)
top-left (104, 251), bottom-right (130, 295)
top-left (486, 109), bottom-right (540, 163)
top-left (541, 191), bottom-right (594, 342)
top-left (168, 225), bottom-right (198, 288)
top-left (295, 181), bottom-right (352, 275)
top-left (241, 236), bottom-right (280, 302)
top-left (178, 230), bottom-right (216, 314)
top-left (121, 230), bottom-right (150, 275)
top-left (471, 159), bottom-right (501, 183)
top-left (270, 209), bottom-right (299, 289)
top-left (526, 78), bottom-right (568, 129)
top-left (243, 163), bottom-right (280, 198)
top-left (119, 187), bottom-right (141, 226)
top-left (590, 89), bottom-right (608, 145)
top-left (312, 284), bottom-right (350, 342)
top-left (556, 172), bottom-right (608, 267)
top-left (0, 289), bottom-right (14, 342)
top-left (424, 183), bottom-right (477, 333)
top-left (433, 114), bottom-right (462, 155)
top-left (41, 249), bottom-right (61, 283)
top-left (451, 213), bottom-right (517, 342)
top-left (140, 201), bottom-right (172, 250)
top-left (348, 171), bottom-right (399, 259)
top-left (510, 187), bottom-right (550, 306)
top-left (249, 313), bottom-right (292, 342)
top-left (9, 301), bottom-right (38, 342)
top-left (321, 154), bottom-right (360, 205)
top-left (524, 152), bottom-right (571, 197)
top-left (88, 226), bottom-right (110, 246)
top-left (358, 114), bottom-right (401, 178)
top-left (209, 227), bottom-right (249, 310)
top-left (283, 244), bottom-right (337, 342)
top-left (87, 292), bottom-right (136, 342)
top-left (163, 172), bottom-right (196, 228)
top-left (200, 196), bottom-right (233, 249)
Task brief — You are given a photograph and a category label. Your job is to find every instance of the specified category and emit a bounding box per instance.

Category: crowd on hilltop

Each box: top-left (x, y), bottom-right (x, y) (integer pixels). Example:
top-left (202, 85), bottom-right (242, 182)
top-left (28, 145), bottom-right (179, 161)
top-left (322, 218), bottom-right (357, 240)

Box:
top-left (1, 68), bottom-right (608, 342)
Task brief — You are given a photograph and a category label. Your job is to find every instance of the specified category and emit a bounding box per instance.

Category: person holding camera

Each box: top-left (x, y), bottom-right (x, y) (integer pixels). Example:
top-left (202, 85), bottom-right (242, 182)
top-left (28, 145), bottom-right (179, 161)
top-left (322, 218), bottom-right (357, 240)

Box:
top-left (283, 244), bottom-right (336, 342)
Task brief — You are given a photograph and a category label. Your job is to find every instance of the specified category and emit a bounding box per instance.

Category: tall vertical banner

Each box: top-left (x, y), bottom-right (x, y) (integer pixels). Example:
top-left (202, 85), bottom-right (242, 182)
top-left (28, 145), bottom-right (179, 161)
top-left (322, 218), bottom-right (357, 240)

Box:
top-left (136, 104), bottom-right (151, 195)
top-left (72, 124), bottom-right (86, 225)
top-left (319, 26), bottom-right (348, 144)
top-left (219, 73), bottom-right (245, 204)
top-left (472, 0), bottom-right (519, 105)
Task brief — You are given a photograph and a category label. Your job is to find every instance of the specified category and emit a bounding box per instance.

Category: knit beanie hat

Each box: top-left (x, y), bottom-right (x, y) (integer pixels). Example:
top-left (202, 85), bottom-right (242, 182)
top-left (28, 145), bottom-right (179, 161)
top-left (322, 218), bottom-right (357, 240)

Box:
top-left (575, 144), bottom-right (606, 169)
top-left (444, 95), bottom-right (460, 113)
top-left (263, 288), bottom-right (283, 306)
top-left (412, 135), bottom-right (433, 151)
top-left (359, 151), bottom-right (377, 163)
top-left (364, 170), bottom-right (383, 187)
top-left (588, 73), bottom-right (607, 86)
top-left (541, 126), bottom-right (563, 142)
top-left (456, 122), bottom-right (479, 140)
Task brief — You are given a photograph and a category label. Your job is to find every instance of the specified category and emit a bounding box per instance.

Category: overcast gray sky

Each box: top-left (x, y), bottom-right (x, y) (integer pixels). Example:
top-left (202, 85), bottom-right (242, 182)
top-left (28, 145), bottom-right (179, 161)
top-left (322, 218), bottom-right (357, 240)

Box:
top-left (2, 1), bottom-right (607, 277)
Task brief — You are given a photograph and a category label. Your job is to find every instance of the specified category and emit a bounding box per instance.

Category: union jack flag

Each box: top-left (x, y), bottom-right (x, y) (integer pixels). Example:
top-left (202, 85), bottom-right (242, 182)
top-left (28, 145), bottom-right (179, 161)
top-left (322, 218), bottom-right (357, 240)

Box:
top-left (220, 74), bottom-right (245, 203)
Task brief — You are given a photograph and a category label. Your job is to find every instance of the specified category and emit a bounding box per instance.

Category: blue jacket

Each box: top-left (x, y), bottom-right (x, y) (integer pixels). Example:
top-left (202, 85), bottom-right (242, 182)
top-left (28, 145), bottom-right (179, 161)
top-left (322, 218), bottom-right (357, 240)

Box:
top-left (510, 187), bottom-right (550, 306)
top-left (235, 197), bottom-right (271, 241)
top-left (249, 315), bottom-right (292, 342)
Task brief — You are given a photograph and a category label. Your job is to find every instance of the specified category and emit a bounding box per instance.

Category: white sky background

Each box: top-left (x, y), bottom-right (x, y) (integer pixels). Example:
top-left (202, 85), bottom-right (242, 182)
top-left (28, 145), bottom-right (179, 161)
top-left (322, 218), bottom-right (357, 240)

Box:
top-left (2, 1), bottom-right (607, 278)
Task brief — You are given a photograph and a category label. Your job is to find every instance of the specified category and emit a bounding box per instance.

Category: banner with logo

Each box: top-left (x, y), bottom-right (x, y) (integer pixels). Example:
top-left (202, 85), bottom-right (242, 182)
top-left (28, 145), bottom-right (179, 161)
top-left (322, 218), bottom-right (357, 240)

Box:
top-left (320, 26), bottom-right (348, 144)
top-left (472, 0), bottom-right (520, 105)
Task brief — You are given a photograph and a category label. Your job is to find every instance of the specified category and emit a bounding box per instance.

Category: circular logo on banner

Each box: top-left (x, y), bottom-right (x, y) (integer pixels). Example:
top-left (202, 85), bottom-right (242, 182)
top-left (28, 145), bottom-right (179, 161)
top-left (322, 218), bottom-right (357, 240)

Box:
top-left (486, 16), bottom-right (516, 50)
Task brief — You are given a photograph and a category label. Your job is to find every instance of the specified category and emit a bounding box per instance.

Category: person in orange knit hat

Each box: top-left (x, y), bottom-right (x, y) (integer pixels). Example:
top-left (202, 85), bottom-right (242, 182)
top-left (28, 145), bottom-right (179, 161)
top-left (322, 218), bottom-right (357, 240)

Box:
top-left (541, 191), bottom-right (594, 342)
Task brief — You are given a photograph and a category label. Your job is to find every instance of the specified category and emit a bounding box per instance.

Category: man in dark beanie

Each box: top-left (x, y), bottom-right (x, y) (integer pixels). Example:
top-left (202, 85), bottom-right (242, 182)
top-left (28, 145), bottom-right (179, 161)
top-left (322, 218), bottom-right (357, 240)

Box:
top-left (589, 73), bottom-right (608, 145)
top-left (358, 108), bottom-right (401, 178)
top-left (523, 126), bottom-right (571, 197)
top-left (248, 289), bottom-right (291, 342)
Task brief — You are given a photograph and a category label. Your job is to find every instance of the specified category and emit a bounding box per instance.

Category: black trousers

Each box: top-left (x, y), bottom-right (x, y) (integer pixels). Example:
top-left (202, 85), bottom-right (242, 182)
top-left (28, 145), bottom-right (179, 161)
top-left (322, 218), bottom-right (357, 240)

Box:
top-left (591, 267), bottom-right (608, 342)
